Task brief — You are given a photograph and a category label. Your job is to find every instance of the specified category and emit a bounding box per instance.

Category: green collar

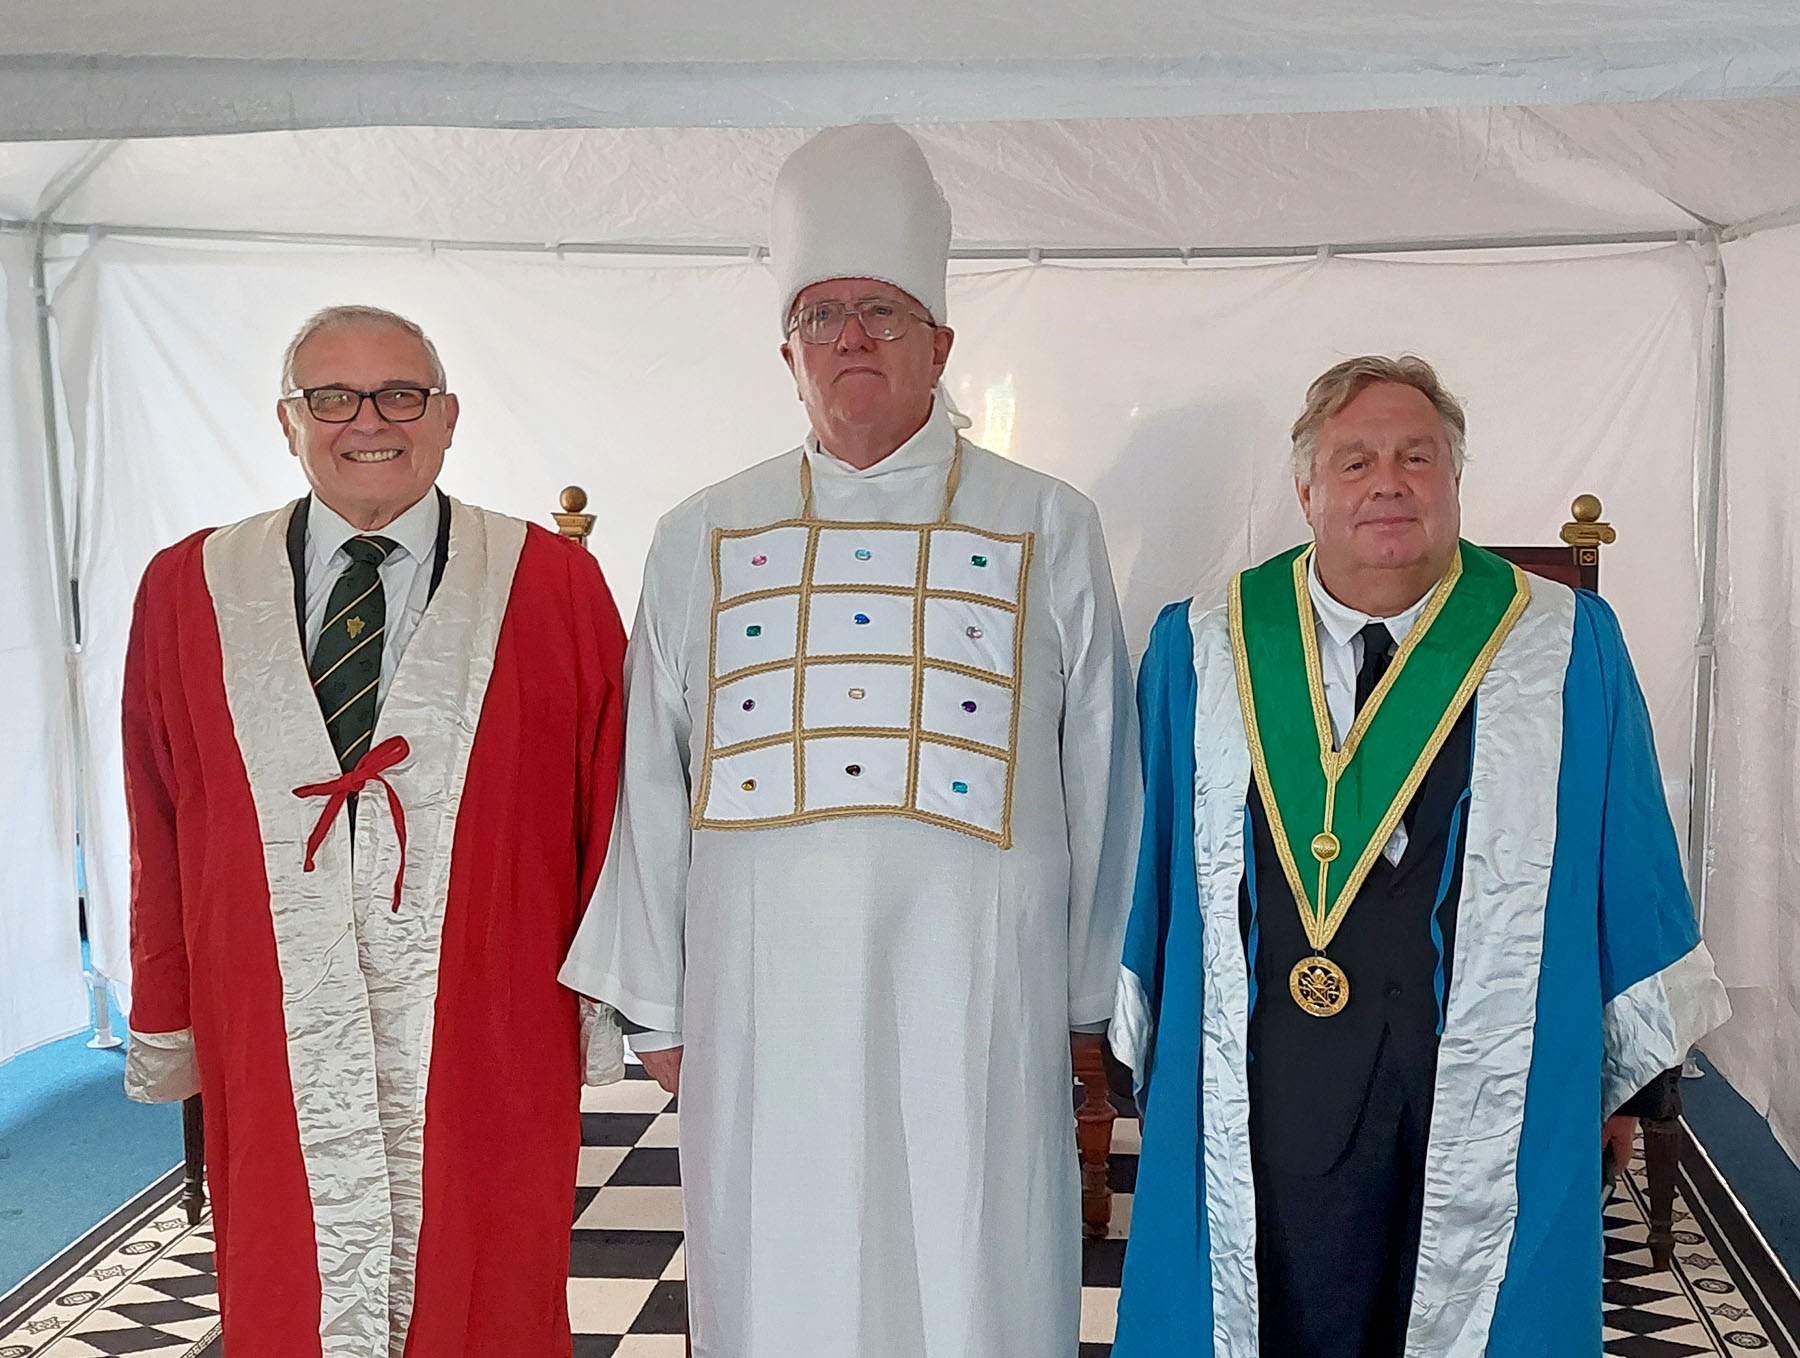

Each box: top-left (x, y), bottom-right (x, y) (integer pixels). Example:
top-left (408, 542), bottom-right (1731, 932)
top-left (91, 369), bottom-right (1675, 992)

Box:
top-left (1230, 540), bottom-right (1529, 961)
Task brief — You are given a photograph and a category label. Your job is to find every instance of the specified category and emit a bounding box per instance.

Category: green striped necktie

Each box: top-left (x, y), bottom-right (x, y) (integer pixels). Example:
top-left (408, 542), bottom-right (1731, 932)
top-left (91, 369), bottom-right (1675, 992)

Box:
top-left (310, 535), bottom-right (398, 771)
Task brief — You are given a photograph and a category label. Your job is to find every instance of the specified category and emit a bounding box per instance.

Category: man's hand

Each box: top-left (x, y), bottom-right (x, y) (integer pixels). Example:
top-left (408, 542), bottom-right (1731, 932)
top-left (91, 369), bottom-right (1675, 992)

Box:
top-left (1603, 1114), bottom-right (1638, 1173)
top-left (639, 1046), bottom-right (683, 1096)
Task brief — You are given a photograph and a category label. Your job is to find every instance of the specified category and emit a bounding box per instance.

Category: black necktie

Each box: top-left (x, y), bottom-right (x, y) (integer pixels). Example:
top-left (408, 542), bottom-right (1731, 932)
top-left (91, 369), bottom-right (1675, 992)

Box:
top-left (1354, 620), bottom-right (1396, 716)
top-left (310, 535), bottom-right (398, 771)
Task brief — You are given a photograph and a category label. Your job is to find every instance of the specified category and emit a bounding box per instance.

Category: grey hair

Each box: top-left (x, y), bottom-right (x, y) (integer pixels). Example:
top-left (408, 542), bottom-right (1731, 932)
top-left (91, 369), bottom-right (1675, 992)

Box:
top-left (1290, 354), bottom-right (1467, 487)
top-left (280, 305), bottom-right (446, 393)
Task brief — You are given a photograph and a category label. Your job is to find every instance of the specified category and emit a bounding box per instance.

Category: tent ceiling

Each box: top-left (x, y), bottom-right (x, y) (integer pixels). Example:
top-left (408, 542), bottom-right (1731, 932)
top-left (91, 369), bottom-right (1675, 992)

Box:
top-left (3, 102), bottom-right (1799, 250)
top-left (3, 1), bottom-right (1799, 136)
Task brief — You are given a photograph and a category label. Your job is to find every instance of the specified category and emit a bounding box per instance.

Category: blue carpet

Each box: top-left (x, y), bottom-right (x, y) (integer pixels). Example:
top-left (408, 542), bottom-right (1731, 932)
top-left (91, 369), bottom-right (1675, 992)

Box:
top-left (0, 996), bottom-right (182, 1296)
top-left (1685, 1051), bottom-right (1800, 1282)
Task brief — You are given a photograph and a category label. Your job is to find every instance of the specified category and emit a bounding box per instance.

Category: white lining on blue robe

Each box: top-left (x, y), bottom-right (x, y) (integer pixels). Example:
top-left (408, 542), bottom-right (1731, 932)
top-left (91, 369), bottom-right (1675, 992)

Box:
top-left (1112, 581), bottom-right (1729, 1358)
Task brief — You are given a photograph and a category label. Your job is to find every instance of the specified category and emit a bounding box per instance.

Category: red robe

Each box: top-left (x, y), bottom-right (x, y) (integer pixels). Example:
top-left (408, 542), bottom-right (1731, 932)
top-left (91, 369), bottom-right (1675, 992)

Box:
top-left (122, 496), bottom-right (625, 1357)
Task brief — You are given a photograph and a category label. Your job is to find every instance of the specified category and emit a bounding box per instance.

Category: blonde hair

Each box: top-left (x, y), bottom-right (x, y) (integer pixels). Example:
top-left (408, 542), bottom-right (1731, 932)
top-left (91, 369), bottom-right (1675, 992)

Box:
top-left (280, 305), bottom-right (446, 393)
top-left (1290, 355), bottom-right (1466, 486)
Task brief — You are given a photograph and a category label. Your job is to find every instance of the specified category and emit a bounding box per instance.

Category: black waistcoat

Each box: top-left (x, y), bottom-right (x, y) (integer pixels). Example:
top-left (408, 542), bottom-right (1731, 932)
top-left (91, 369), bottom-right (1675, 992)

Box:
top-left (1240, 701), bottom-right (1476, 1176)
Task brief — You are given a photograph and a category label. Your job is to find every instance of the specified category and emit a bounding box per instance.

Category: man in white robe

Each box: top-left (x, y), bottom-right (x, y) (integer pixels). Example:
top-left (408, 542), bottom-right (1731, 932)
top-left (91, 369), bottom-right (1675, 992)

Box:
top-left (560, 125), bottom-right (1141, 1358)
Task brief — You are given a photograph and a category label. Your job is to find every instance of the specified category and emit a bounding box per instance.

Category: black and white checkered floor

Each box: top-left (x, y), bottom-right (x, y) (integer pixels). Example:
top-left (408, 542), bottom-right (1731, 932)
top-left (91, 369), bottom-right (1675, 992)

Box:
top-left (4, 1068), bottom-right (1796, 1356)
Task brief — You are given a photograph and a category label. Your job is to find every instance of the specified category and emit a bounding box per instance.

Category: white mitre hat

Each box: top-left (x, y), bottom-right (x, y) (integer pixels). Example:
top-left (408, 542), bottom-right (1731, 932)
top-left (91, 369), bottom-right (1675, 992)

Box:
top-left (770, 124), bottom-right (951, 332)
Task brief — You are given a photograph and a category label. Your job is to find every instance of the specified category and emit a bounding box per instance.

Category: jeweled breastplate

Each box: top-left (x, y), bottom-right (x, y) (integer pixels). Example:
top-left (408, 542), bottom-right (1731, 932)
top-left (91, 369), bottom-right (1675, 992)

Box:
top-left (690, 440), bottom-right (1033, 847)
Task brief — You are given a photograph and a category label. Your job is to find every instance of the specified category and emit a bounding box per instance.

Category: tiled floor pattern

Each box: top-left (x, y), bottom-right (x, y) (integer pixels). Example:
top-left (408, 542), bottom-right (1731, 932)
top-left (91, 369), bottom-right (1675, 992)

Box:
top-left (3, 1071), bottom-right (1794, 1356)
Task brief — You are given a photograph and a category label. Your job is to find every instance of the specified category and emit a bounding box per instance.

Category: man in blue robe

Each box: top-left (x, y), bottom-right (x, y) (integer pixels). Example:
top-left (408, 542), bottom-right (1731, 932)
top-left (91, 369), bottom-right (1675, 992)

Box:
top-left (1111, 355), bottom-right (1729, 1357)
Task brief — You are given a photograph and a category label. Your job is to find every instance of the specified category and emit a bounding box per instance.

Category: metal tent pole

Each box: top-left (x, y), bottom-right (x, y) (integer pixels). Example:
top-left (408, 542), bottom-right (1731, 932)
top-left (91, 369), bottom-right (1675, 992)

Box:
top-left (27, 141), bottom-right (121, 1035)
top-left (1681, 237), bottom-right (1728, 1079)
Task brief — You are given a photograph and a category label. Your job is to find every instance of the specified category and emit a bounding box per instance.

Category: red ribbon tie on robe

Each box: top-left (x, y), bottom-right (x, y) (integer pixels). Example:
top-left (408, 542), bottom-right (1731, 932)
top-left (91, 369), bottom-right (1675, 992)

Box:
top-left (292, 735), bottom-right (411, 912)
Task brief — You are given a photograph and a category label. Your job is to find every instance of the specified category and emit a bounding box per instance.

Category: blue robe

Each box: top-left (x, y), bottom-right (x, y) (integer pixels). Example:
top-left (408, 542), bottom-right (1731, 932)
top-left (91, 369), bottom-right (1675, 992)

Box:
top-left (1112, 581), bottom-right (1729, 1358)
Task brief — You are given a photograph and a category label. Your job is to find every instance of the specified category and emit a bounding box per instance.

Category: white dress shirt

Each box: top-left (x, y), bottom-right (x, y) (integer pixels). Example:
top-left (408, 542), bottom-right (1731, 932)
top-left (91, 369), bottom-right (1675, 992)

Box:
top-left (302, 491), bottom-right (441, 706)
top-left (1306, 555), bottom-right (1438, 866)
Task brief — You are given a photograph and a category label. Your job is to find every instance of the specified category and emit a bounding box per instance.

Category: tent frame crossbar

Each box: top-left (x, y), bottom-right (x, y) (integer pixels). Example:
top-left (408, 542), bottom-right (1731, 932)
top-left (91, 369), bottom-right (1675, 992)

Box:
top-left (0, 217), bottom-right (1695, 259)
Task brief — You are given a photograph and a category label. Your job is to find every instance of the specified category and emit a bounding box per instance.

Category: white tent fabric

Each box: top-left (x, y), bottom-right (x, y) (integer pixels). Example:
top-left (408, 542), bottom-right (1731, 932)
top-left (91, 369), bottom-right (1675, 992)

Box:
top-left (7, 104), bottom-right (1800, 251)
top-left (2, 0), bottom-right (1799, 135)
top-left (0, 233), bottom-right (85, 1062)
top-left (1705, 223), bottom-right (1800, 1165)
top-left (0, 85), bottom-right (1793, 1167)
top-left (53, 233), bottom-right (1705, 1016)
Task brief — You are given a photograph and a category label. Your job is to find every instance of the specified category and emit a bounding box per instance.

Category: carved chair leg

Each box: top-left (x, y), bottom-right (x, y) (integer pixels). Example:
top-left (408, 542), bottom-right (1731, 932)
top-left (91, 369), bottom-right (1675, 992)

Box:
top-left (1071, 1040), bottom-right (1117, 1240)
top-left (1643, 1116), bottom-right (1680, 1272)
top-left (181, 1095), bottom-right (206, 1226)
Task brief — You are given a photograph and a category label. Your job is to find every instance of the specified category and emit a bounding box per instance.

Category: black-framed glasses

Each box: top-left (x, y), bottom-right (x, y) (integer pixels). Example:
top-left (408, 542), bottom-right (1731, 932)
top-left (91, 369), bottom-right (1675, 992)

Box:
top-left (787, 298), bottom-right (933, 345)
top-left (286, 385), bottom-right (445, 423)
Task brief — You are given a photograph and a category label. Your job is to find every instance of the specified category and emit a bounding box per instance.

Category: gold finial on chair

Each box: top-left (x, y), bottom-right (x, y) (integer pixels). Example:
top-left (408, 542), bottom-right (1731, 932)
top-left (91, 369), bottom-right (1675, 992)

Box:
top-left (554, 485), bottom-right (595, 545)
top-left (1560, 495), bottom-right (1616, 549)
top-left (1560, 493), bottom-right (1615, 575)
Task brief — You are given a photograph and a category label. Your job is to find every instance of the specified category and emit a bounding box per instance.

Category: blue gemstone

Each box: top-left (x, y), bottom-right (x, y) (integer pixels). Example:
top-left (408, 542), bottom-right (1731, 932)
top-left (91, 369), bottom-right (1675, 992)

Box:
top-left (951, 780), bottom-right (969, 795)
top-left (854, 548), bottom-right (872, 561)
top-left (853, 613), bottom-right (871, 625)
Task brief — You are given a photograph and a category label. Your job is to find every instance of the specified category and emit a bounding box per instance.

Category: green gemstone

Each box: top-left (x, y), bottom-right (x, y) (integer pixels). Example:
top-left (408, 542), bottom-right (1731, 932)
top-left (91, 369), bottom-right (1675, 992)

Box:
top-left (971, 554), bottom-right (988, 568)
top-left (746, 624), bottom-right (762, 637)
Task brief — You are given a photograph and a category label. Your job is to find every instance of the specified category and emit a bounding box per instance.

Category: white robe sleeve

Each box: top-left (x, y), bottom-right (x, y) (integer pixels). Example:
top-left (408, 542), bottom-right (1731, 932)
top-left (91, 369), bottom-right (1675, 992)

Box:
top-left (1048, 492), bottom-right (1143, 1027)
top-left (579, 998), bottom-right (626, 1086)
top-left (124, 1027), bottom-right (201, 1103)
top-left (559, 513), bottom-right (698, 1035)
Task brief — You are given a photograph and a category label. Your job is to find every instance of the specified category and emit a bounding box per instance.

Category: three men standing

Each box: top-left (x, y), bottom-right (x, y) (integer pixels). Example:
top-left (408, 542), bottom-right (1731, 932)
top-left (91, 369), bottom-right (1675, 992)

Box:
top-left (1112, 356), bottom-right (1729, 1356)
top-left (560, 124), bottom-right (1142, 1357)
top-left (117, 137), bottom-right (1729, 1358)
top-left (123, 306), bottom-right (627, 1356)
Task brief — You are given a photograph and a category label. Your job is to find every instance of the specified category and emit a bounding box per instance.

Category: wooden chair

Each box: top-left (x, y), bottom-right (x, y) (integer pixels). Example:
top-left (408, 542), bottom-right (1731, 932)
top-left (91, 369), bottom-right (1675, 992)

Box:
top-left (180, 1095), bottom-right (204, 1224)
top-left (1074, 497), bottom-right (1686, 1269)
top-left (1490, 496), bottom-right (1684, 1270)
top-left (1073, 1037), bottom-right (1119, 1238)
top-left (558, 491), bottom-right (693, 1358)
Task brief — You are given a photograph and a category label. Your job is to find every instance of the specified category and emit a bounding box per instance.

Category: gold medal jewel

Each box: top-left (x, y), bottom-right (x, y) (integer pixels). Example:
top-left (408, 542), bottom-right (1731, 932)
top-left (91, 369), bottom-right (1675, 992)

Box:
top-left (1289, 955), bottom-right (1349, 1017)
top-left (1310, 831), bottom-right (1339, 862)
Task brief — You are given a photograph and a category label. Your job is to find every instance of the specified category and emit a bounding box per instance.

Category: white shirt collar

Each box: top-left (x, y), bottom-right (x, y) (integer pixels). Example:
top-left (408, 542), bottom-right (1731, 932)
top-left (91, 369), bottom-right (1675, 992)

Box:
top-left (307, 488), bottom-right (440, 571)
top-left (803, 396), bottom-right (956, 481)
top-left (1306, 550), bottom-right (1439, 649)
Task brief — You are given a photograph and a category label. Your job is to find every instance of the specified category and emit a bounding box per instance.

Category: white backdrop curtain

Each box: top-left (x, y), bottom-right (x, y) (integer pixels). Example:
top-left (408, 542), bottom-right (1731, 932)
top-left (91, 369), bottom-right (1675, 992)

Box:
top-left (0, 232), bottom-right (85, 1062)
top-left (53, 235), bottom-right (1709, 1012)
top-left (1704, 223), bottom-right (1800, 1164)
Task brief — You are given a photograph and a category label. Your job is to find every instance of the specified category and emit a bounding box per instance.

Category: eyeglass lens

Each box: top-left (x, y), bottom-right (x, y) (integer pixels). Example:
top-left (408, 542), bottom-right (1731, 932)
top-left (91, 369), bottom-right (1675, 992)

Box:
top-left (306, 387), bottom-right (432, 422)
top-left (794, 300), bottom-right (918, 344)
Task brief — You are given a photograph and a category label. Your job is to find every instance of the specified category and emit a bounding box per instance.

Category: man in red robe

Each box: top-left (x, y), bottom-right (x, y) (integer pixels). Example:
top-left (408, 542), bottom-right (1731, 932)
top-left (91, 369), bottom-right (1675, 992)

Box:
top-left (121, 304), bottom-right (627, 1357)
